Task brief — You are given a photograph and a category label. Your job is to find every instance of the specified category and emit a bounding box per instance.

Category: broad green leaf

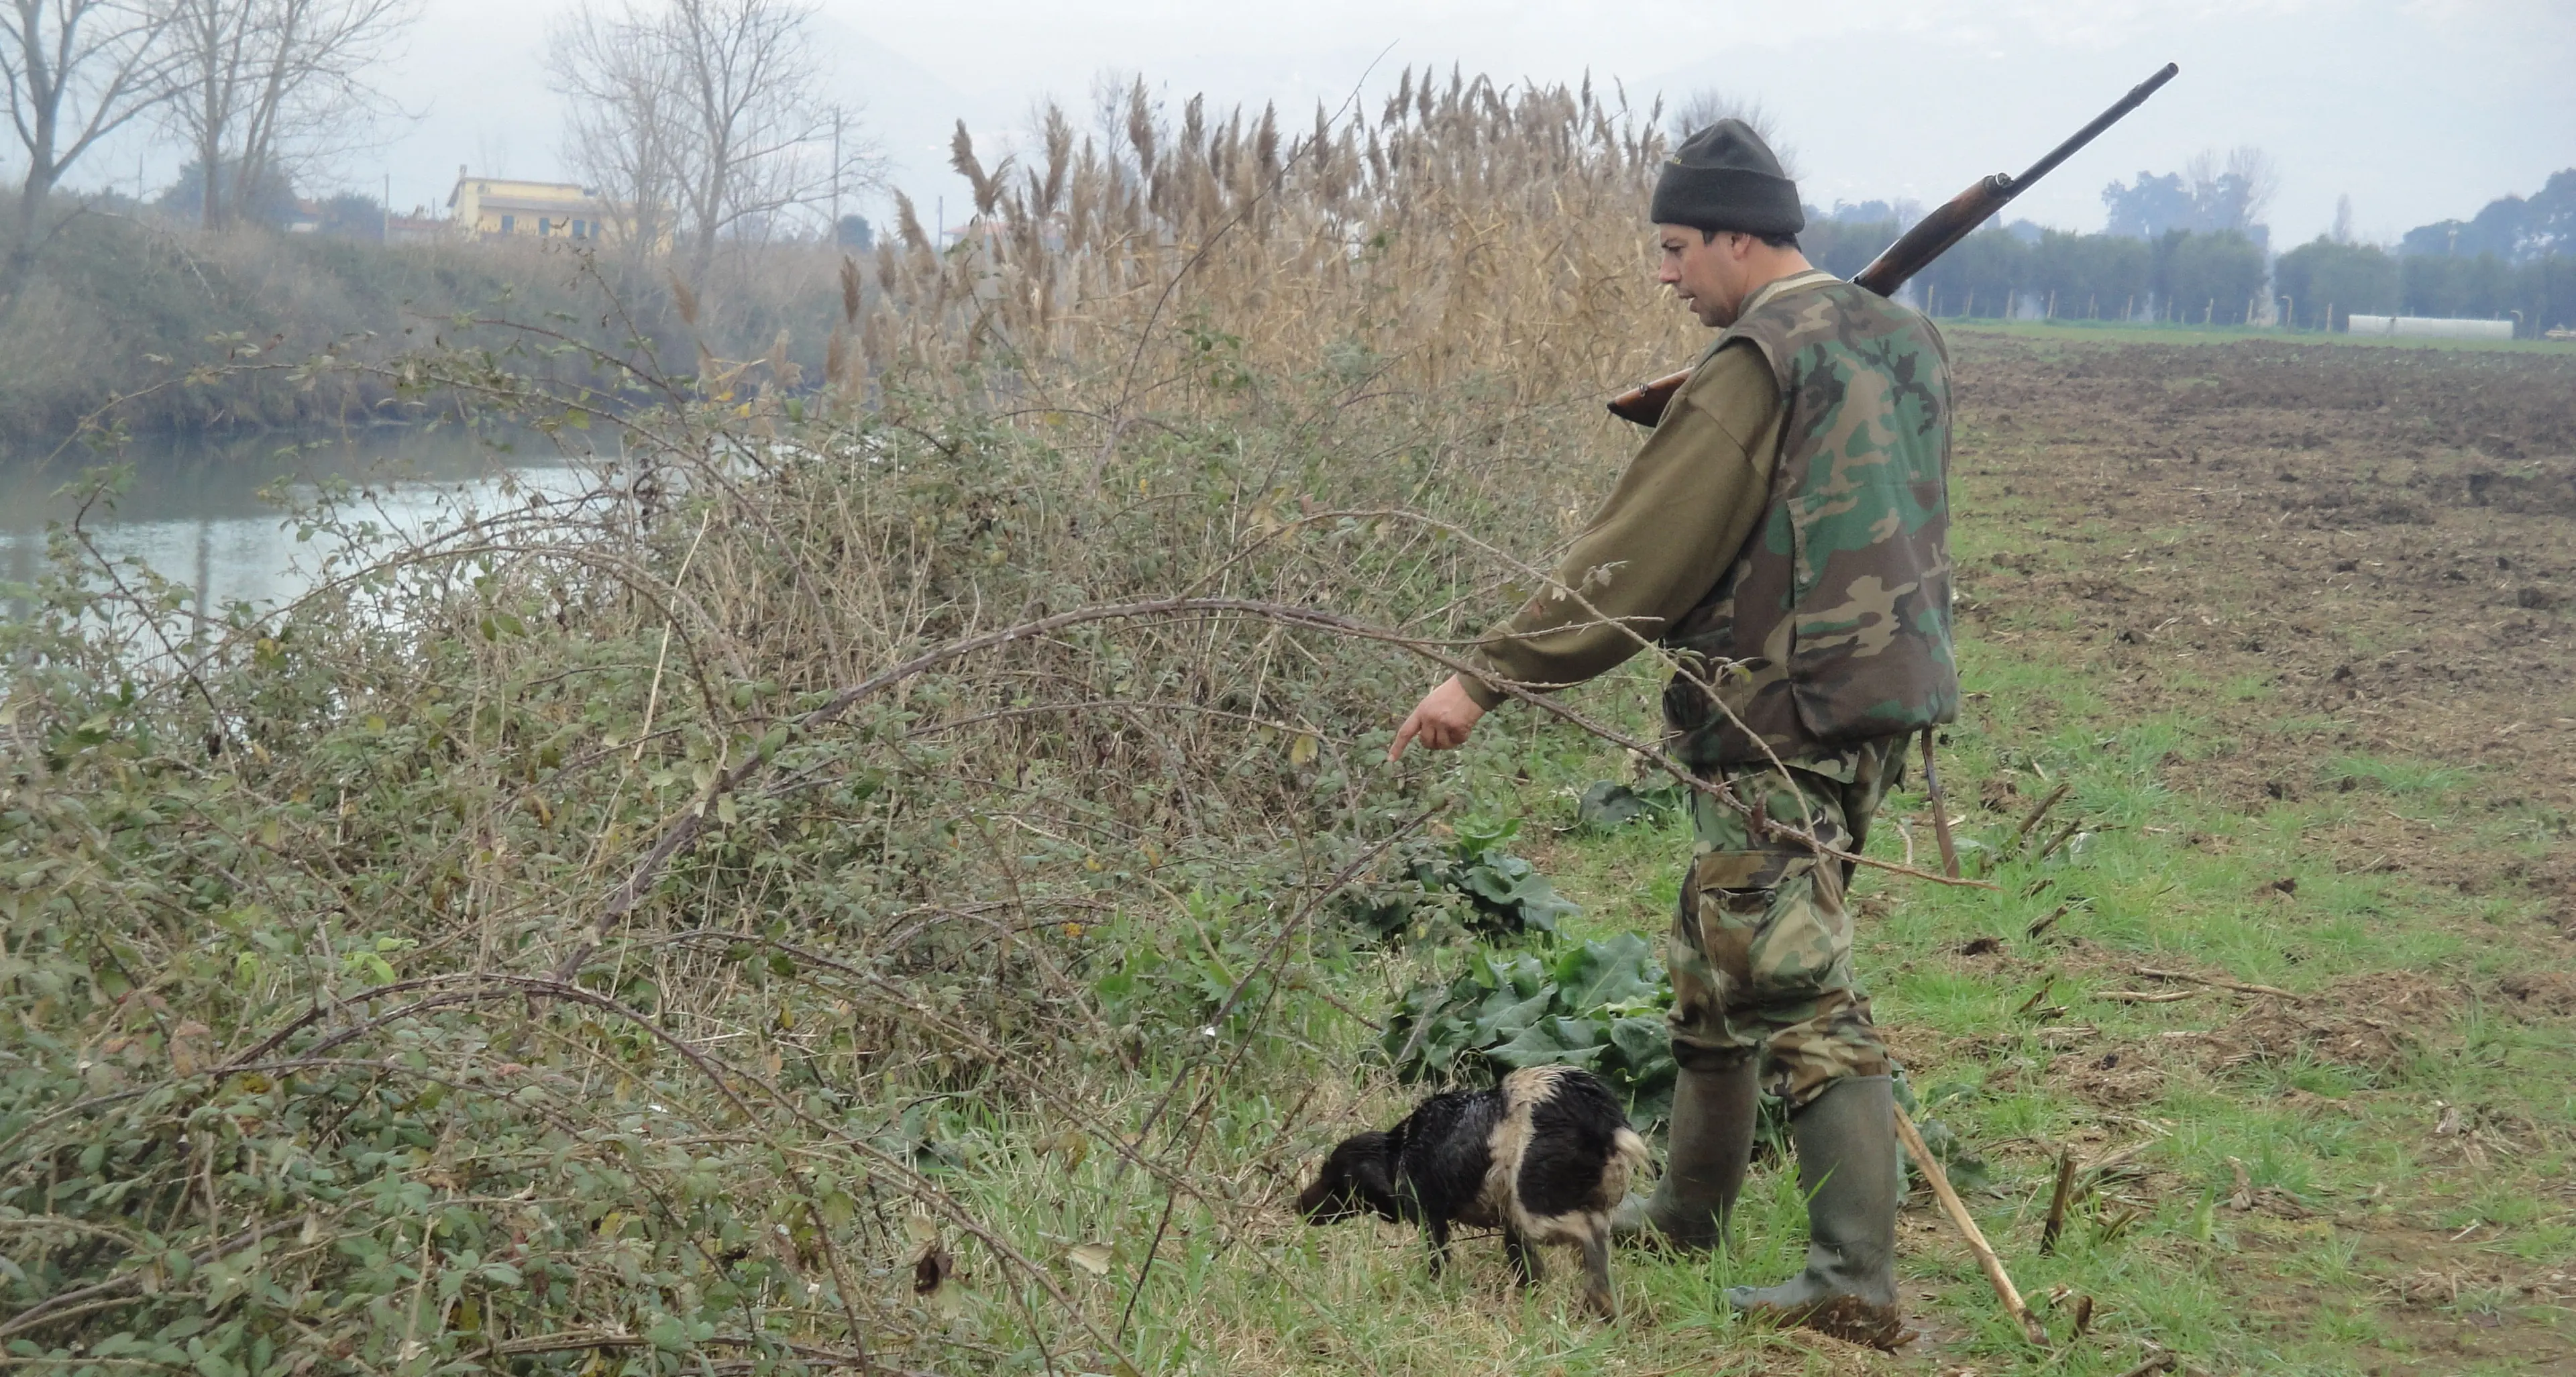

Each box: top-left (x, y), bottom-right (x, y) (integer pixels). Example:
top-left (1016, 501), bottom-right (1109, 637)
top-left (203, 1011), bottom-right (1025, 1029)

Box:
top-left (1545, 1015), bottom-right (1603, 1050)
top-left (1607, 1015), bottom-right (1669, 1070)
top-left (1470, 988), bottom-right (1552, 1042)
top-left (1488, 1021), bottom-right (1605, 1070)
top-left (1553, 933), bottom-right (1658, 1010)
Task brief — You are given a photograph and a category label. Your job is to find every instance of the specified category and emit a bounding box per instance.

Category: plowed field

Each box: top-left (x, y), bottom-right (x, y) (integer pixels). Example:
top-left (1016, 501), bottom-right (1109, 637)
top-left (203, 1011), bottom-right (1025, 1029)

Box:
top-left (1952, 334), bottom-right (2576, 913)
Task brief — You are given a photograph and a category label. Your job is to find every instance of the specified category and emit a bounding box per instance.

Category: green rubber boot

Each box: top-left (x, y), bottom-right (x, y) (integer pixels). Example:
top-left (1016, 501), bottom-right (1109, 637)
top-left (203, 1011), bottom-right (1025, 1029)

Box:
top-left (1726, 1075), bottom-right (1904, 1349)
top-left (1611, 1055), bottom-right (1758, 1251)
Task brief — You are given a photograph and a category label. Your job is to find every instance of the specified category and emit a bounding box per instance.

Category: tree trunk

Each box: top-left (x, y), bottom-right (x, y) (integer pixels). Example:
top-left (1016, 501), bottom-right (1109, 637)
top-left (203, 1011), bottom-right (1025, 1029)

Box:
top-left (0, 165), bottom-right (59, 324)
top-left (202, 129), bottom-right (225, 231)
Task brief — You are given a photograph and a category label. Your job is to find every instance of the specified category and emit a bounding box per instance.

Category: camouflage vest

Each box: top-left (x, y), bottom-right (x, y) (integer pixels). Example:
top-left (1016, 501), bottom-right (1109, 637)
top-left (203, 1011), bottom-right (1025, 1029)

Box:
top-left (1660, 278), bottom-right (1958, 769)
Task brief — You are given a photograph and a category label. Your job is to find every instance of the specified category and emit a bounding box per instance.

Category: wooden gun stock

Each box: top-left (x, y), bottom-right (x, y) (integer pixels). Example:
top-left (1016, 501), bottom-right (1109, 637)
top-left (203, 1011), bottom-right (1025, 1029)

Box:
top-left (1607, 62), bottom-right (2178, 427)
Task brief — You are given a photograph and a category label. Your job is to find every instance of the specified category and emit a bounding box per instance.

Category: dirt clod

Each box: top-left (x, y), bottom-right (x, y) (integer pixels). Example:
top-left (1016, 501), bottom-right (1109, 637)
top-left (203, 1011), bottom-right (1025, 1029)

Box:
top-left (2496, 971), bottom-right (2576, 1014)
top-left (2206, 973), bottom-right (2455, 1073)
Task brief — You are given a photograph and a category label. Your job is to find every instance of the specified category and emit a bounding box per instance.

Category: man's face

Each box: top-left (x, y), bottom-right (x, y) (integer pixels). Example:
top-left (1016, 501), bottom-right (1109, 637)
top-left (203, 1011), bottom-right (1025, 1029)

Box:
top-left (1657, 225), bottom-right (1748, 328)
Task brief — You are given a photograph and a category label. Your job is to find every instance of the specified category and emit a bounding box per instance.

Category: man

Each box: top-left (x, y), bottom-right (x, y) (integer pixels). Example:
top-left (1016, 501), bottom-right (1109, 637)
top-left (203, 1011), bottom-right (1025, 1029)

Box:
top-left (1387, 119), bottom-right (1955, 1347)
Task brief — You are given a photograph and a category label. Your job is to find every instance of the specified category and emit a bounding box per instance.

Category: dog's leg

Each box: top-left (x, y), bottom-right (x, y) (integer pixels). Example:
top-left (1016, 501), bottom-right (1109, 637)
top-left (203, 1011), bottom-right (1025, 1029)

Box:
top-left (1579, 1229), bottom-right (1616, 1319)
top-left (1503, 1226), bottom-right (1544, 1286)
top-left (1424, 1218), bottom-right (1450, 1278)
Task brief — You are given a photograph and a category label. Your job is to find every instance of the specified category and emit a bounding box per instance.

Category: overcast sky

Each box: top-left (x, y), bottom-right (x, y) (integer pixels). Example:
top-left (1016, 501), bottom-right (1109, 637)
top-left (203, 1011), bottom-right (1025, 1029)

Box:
top-left (94, 0), bottom-right (2576, 245)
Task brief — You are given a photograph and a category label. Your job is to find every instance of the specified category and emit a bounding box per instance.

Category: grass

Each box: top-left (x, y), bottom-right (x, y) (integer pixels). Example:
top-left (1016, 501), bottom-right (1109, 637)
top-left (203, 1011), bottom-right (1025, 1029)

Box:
top-left (790, 578), bottom-right (2575, 1374)
top-left (952, 427), bottom-right (2576, 1372)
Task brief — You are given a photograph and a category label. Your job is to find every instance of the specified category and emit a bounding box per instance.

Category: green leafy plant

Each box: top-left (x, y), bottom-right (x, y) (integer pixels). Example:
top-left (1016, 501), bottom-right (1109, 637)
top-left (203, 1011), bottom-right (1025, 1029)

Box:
top-left (1379, 934), bottom-right (1678, 1125)
top-left (1338, 818), bottom-right (1578, 942)
top-left (1378, 933), bottom-right (1988, 1175)
top-left (1574, 779), bottom-right (1684, 834)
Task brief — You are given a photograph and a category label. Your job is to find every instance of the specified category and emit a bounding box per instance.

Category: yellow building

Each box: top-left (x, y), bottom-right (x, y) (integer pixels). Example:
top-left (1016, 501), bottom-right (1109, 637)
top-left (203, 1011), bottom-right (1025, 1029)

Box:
top-left (446, 168), bottom-right (615, 243)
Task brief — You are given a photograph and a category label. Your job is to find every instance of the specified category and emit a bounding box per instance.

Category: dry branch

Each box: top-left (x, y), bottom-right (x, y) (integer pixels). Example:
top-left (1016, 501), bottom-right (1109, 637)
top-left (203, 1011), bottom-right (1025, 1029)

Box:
top-left (2039, 1149), bottom-right (2079, 1254)
top-left (2010, 780), bottom-right (2073, 850)
top-left (2134, 966), bottom-right (2300, 1001)
top-left (1893, 1105), bottom-right (2048, 1345)
top-left (1920, 726), bottom-right (1962, 879)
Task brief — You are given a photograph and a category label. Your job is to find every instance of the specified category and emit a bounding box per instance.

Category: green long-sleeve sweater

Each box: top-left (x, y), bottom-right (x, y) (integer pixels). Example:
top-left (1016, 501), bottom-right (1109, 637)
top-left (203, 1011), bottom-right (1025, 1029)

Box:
top-left (1460, 270), bottom-right (1835, 710)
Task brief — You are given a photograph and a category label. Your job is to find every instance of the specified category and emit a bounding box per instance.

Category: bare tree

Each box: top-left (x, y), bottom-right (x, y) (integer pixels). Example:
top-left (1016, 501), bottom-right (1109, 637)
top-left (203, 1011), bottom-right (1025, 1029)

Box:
top-left (550, 0), bottom-right (880, 280)
top-left (1666, 87), bottom-right (1797, 177)
top-left (0, 0), bottom-right (176, 316)
top-left (547, 0), bottom-right (682, 254)
top-left (2332, 193), bottom-right (2353, 245)
top-left (160, 0), bottom-right (412, 231)
top-left (2184, 144), bottom-right (2280, 235)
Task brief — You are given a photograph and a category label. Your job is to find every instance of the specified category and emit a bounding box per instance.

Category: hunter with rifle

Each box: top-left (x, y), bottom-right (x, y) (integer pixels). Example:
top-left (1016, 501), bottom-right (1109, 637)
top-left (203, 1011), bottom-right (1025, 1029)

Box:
top-left (1387, 68), bottom-right (2176, 1345)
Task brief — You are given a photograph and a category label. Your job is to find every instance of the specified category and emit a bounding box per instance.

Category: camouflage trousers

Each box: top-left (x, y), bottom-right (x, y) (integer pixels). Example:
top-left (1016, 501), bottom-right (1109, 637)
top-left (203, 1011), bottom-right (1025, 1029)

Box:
top-left (1665, 734), bottom-right (1907, 1111)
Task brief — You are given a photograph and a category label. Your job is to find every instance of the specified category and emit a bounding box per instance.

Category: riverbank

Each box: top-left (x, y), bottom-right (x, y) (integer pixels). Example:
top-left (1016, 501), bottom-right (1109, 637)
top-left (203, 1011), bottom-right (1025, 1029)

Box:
top-left (0, 200), bottom-right (862, 451)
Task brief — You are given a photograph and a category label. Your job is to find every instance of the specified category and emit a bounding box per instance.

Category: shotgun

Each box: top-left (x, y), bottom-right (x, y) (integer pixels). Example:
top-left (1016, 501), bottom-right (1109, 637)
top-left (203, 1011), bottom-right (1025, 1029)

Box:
top-left (1607, 62), bottom-right (2180, 427)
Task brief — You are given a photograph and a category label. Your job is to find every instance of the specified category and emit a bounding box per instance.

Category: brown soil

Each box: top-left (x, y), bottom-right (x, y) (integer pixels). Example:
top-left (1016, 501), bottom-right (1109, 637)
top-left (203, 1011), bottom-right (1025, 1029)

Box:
top-left (2496, 970), bottom-right (2576, 1013)
top-left (2204, 972), bottom-right (2456, 1074)
top-left (1951, 335), bottom-right (2576, 913)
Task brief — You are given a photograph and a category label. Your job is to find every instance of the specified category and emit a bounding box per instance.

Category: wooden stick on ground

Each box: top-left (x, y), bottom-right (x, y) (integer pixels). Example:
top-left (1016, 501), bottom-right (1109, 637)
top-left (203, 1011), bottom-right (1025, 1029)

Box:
top-left (2010, 780), bottom-right (2074, 853)
top-left (1893, 1104), bottom-right (2049, 1345)
top-left (2133, 966), bottom-right (2301, 1002)
top-left (2039, 1149), bottom-right (2080, 1255)
top-left (1919, 727), bottom-right (1962, 879)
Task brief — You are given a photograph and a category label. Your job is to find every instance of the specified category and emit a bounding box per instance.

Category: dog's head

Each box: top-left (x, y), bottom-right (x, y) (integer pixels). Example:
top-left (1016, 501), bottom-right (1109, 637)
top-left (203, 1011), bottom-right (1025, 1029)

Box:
top-left (1295, 1130), bottom-right (1403, 1223)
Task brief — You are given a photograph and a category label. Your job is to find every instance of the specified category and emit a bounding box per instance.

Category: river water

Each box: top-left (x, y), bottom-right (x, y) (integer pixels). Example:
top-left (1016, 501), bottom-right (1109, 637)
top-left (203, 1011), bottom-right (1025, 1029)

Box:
top-left (1, 427), bottom-right (579, 620)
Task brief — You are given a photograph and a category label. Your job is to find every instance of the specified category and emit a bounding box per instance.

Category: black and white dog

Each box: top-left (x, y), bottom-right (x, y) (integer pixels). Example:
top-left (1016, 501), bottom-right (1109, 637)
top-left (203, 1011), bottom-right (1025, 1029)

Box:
top-left (1297, 1064), bottom-right (1649, 1317)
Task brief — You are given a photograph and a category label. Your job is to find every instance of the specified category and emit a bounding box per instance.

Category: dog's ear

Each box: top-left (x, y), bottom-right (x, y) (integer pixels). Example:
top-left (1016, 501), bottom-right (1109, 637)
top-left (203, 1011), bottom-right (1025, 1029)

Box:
top-left (1341, 1132), bottom-right (1403, 1218)
top-left (1298, 1131), bottom-right (1397, 1222)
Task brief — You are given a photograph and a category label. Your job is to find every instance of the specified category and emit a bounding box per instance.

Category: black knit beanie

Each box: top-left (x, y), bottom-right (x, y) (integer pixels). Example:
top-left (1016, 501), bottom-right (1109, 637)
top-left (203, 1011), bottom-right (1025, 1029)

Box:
top-left (1651, 119), bottom-right (1804, 237)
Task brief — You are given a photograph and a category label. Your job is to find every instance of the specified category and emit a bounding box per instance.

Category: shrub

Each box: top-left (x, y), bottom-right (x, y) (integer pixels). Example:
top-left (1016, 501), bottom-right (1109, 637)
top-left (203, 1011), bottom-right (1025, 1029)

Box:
top-left (0, 66), bottom-right (1705, 1374)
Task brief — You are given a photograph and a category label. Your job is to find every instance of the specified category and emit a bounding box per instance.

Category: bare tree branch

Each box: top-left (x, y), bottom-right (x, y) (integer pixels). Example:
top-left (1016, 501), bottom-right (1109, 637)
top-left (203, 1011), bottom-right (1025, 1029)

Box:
top-left (0, 0), bottom-right (177, 315)
top-left (156, 0), bottom-right (412, 230)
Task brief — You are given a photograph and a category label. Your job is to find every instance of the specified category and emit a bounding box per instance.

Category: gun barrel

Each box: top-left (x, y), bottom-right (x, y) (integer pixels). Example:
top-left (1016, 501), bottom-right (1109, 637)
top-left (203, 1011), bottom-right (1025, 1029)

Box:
top-left (2008, 62), bottom-right (2181, 198)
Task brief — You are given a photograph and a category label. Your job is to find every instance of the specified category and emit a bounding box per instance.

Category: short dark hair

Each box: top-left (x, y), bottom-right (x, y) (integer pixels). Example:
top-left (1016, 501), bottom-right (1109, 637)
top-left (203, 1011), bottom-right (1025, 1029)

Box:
top-left (1699, 227), bottom-right (1799, 251)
